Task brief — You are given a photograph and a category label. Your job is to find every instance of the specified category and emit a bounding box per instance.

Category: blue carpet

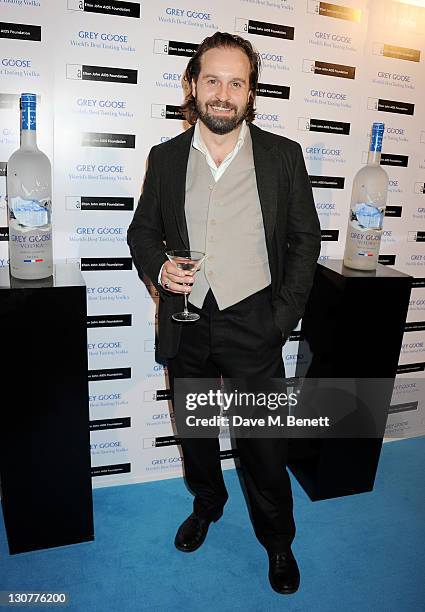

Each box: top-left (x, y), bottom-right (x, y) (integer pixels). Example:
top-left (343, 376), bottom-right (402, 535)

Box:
top-left (1, 437), bottom-right (424, 611)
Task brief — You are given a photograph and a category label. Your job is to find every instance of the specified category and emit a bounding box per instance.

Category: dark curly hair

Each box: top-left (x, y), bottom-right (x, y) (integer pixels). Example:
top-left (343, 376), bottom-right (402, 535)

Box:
top-left (181, 32), bottom-right (261, 125)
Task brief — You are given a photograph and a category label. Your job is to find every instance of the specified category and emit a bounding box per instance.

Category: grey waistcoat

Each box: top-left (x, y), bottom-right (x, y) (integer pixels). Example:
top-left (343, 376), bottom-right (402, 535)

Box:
top-left (185, 128), bottom-right (271, 310)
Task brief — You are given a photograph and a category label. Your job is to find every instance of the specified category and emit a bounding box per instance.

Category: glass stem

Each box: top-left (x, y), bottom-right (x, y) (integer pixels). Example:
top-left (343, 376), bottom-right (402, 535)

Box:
top-left (183, 292), bottom-right (189, 315)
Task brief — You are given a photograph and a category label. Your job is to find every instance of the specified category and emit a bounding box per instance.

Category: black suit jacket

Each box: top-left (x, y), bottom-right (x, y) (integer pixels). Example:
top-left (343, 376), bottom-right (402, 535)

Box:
top-left (127, 123), bottom-right (321, 359)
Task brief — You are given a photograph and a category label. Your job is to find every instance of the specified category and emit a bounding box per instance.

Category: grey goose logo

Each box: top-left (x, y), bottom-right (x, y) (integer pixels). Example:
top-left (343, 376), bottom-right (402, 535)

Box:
top-left (0, 21), bottom-right (41, 41)
top-left (0, 162), bottom-right (7, 176)
top-left (0, 227), bottom-right (9, 241)
top-left (67, 0), bottom-right (140, 18)
top-left (235, 18), bottom-right (294, 40)
top-left (66, 63), bottom-right (137, 84)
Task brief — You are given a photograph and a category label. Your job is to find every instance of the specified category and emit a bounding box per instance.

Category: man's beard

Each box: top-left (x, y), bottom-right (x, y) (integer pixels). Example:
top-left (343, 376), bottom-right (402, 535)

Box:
top-left (195, 98), bottom-right (248, 135)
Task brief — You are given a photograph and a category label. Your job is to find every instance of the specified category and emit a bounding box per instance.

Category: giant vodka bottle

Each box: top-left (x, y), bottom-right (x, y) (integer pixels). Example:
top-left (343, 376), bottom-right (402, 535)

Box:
top-left (343, 122), bottom-right (389, 271)
top-left (6, 93), bottom-right (53, 279)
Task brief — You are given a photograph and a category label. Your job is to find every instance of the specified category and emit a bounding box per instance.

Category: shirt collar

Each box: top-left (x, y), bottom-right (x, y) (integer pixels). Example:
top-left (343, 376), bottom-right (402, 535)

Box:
top-left (192, 119), bottom-right (247, 159)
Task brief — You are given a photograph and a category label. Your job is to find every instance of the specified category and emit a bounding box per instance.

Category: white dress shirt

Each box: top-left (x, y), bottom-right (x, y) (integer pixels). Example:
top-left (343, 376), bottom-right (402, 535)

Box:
top-left (192, 119), bottom-right (247, 182)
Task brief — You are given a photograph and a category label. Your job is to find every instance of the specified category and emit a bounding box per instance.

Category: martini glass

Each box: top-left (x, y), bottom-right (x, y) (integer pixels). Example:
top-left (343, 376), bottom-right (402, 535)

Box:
top-left (165, 250), bottom-right (206, 321)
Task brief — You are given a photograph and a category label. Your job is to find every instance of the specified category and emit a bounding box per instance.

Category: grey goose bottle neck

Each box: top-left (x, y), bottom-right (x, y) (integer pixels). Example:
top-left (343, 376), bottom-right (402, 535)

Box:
top-left (367, 122), bottom-right (384, 166)
top-left (20, 92), bottom-right (38, 150)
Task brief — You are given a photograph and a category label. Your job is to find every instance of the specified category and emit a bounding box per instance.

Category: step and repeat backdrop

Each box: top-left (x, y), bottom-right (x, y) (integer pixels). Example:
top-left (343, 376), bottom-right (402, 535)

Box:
top-left (1, 0), bottom-right (424, 487)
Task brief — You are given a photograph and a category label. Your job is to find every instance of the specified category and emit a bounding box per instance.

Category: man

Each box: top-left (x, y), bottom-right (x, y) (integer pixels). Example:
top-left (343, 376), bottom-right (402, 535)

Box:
top-left (127, 32), bottom-right (321, 595)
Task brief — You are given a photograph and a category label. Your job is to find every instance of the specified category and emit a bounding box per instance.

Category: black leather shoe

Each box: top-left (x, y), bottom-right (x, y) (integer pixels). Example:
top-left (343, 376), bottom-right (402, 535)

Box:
top-left (268, 549), bottom-right (300, 594)
top-left (174, 512), bottom-right (221, 553)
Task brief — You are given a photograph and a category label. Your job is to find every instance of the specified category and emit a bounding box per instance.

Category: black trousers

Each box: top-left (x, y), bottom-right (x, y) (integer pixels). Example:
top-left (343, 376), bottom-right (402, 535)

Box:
top-left (167, 287), bottom-right (296, 552)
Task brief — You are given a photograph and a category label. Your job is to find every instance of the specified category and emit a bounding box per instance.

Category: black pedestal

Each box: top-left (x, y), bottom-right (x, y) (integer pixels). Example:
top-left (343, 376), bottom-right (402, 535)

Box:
top-left (0, 263), bottom-right (94, 554)
top-left (288, 260), bottom-right (412, 501)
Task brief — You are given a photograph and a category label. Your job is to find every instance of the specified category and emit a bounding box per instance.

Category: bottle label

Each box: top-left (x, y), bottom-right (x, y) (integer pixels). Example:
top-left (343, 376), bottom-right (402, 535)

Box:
top-left (8, 216), bottom-right (52, 276)
top-left (9, 223), bottom-right (52, 270)
top-left (350, 202), bottom-right (384, 231)
top-left (347, 201), bottom-right (384, 259)
top-left (9, 196), bottom-right (51, 228)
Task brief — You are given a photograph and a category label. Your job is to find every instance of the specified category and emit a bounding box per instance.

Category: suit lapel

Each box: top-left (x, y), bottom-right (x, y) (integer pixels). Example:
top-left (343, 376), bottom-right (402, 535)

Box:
top-left (249, 123), bottom-right (280, 247)
top-left (169, 126), bottom-right (193, 249)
